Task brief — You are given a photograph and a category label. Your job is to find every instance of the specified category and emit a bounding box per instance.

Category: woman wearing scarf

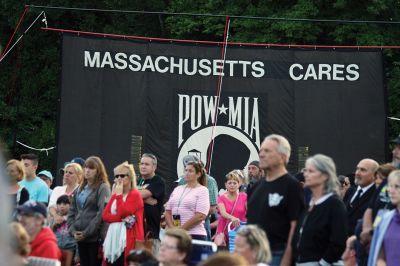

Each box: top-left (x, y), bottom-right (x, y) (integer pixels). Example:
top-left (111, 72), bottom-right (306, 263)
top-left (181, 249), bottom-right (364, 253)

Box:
top-left (102, 162), bottom-right (144, 266)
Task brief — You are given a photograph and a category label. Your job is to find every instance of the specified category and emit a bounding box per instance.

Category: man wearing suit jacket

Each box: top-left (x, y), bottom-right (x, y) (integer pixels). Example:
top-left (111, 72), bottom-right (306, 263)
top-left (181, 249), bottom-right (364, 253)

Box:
top-left (344, 158), bottom-right (378, 236)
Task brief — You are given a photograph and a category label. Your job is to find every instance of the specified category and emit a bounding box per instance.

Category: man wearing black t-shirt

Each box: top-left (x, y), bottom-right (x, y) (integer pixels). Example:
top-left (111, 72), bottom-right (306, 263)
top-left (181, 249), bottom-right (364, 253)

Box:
top-left (247, 134), bottom-right (305, 266)
top-left (138, 153), bottom-right (165, 253)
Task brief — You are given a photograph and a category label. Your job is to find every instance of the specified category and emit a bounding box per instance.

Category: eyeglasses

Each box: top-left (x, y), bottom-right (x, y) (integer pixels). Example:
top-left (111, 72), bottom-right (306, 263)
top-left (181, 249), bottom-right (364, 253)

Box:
top-left (64, 171), bottom-right (74, 175)
top-left (160, 242), bottom-right (177, 250)
top-left (115, 174), bottom-right (129, 179)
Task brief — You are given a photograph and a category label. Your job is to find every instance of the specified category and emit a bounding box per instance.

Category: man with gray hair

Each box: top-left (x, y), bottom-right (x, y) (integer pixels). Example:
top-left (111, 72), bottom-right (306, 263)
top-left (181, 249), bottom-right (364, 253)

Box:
top-left (178, 154), bottom-right (218, 241)
top-left (247, 134), bottom-right (305, 266)
top-left (17, 200), bottom-right (61, 260)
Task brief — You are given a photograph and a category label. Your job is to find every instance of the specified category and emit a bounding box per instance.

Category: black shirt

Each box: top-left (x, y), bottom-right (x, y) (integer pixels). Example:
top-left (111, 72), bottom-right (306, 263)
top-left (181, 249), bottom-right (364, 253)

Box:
top-left (247, 174), bottom-right (305, 250)
top-left (10, 187), bottom-right (29, 220)
top-left (292, 194), bottom-right (348, 263)
top-left (11, 187), bottom-right (29, 207)
top-left (138, 175), bottom-right (165, 239)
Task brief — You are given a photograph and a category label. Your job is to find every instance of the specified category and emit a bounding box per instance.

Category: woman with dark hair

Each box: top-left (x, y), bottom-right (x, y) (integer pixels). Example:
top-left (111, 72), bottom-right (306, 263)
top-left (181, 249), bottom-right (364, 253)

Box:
top-left (7, 159), bottom-right (29, 210)
top-left (165, 161), bottom-right (210, 264)
top-left (338, 175), bottom-right (352, 199)
top-left (165, 161), bottom-right (209, 238)
top-left (292, 154), bottom-right (348, 265)
top-left (68, 156), bottom-right (111, 266)
top-left (375, 163), bottom-right (396, 188)
top-left (102, 162), bottom-right (144, 266)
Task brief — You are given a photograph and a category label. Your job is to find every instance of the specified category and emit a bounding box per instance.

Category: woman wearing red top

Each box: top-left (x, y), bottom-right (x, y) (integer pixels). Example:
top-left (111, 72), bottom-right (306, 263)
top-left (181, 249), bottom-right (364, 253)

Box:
top-left (102, 162), bottom-right (144, 266)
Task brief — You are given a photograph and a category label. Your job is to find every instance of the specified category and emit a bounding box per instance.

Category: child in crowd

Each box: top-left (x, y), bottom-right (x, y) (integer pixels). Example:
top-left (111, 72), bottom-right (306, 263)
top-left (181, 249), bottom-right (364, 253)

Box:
top-left (52, 195), bottom-right (78, 263)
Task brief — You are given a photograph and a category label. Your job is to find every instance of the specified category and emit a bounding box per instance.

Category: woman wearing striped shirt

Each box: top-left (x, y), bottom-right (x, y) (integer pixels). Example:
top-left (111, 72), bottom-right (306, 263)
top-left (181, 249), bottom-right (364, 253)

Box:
top-left (165, 161), bottom-right (210, 237)
top-left (165, 161), bottom-right (210, 264)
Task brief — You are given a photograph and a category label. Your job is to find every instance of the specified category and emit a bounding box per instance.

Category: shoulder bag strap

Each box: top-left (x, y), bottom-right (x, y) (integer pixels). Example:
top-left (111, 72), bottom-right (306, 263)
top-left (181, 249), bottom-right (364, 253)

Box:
top-left (221, 193), bottom-right (240, 232)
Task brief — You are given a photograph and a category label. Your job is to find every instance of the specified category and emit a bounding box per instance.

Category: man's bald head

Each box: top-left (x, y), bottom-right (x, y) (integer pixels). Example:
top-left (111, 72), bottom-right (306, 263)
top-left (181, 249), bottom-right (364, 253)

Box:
top-left (355, 158), bottom-right (379, 187)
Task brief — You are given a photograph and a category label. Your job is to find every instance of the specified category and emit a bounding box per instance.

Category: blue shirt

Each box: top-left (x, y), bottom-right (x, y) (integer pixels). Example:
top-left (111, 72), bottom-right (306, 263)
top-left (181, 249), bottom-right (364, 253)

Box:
top-left (77, 185), bottom-right (92, 209)
top-left (19, 177), bottom-right (49, 203)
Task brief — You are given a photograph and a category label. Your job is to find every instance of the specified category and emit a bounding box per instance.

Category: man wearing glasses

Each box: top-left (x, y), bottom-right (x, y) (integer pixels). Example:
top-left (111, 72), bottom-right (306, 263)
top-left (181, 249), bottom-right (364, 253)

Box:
top-left (137, 153), bottom-right (166, 254)
top-left (17, 200), bottom-right (61, 260)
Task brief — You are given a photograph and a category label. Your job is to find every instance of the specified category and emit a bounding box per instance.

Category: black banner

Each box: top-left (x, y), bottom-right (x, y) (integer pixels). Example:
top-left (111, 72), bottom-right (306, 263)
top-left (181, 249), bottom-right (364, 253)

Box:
top-left (57, 34), bottom-right (387, 191)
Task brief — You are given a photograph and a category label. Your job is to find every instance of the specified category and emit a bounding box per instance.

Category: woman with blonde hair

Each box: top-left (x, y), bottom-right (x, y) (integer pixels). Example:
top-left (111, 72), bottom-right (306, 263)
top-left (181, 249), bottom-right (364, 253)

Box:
top-left (7, 160), bottom-right (29, 210)
top-left (102, 161), bottom-right (144, 266)
top-left (48, 162), bottom-right (82, 225)
top-left (68, 156), bottom-right (111, 266)
top-left (234, 224), bottom-right (272, 266)
top-left (214, 170), bottom-right (247, 247)
top-left (10, 222), bottom-right (31, 266)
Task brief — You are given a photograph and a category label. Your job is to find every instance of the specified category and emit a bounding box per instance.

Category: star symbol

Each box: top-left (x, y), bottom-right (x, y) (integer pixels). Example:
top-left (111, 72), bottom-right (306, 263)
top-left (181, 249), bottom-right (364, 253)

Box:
top-left (218, 104), bottom-right (228, 115)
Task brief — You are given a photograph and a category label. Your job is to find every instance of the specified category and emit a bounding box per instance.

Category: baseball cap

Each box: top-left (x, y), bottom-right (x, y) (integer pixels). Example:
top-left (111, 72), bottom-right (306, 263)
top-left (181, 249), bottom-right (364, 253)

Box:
top-left (70, 157), bottom-right (85, 167)
top-left (38, 170), bottom-right (53, 181)
top-left (17, 200), bottom-right (47, 217)
top-left (182, 154), bottom-right (201, 167)
top-left (391, 134), bottom-right (400, 145)
top-left (60, 157), bottom-right (85, 174)
top-left (248, 160), bottom-right (260, 168)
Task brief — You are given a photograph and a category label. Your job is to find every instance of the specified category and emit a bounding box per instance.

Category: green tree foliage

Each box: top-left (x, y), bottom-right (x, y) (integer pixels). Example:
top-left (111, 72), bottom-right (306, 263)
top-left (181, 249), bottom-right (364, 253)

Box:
top-left (1, 0), bottom-right (399, 171)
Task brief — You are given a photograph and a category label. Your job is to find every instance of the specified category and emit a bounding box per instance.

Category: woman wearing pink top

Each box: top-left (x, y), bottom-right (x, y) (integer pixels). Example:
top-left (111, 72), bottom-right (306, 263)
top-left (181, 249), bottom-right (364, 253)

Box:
top-left (165, 161), bottom-right (210, 237)
top-left (165, 161), bottom-right (210, 264)
top-left (215, 170), bottom-right (247, 246)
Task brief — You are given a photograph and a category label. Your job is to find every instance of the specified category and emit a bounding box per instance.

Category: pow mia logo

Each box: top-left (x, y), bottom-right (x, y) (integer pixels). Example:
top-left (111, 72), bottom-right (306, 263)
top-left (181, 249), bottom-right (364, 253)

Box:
top-left (176, 93), bottom-right (262, 186)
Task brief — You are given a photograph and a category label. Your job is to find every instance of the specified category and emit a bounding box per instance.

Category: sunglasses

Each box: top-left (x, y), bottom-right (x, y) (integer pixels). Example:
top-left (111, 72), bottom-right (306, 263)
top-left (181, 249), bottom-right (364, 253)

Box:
top-left (340, 180), bottom-right (350, 186)
top-left (115, 174), bottom-right (129, 179)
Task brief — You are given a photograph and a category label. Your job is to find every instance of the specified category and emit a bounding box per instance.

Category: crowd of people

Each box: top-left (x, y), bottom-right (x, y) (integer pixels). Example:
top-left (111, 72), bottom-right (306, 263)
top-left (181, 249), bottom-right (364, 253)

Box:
top-left (5, 133), bottom-right (400, 266)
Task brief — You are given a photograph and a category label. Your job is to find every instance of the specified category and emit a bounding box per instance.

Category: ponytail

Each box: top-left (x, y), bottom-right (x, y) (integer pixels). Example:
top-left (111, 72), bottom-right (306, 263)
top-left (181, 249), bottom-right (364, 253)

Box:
top-left (186, 161), bottom-right (208, 187)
